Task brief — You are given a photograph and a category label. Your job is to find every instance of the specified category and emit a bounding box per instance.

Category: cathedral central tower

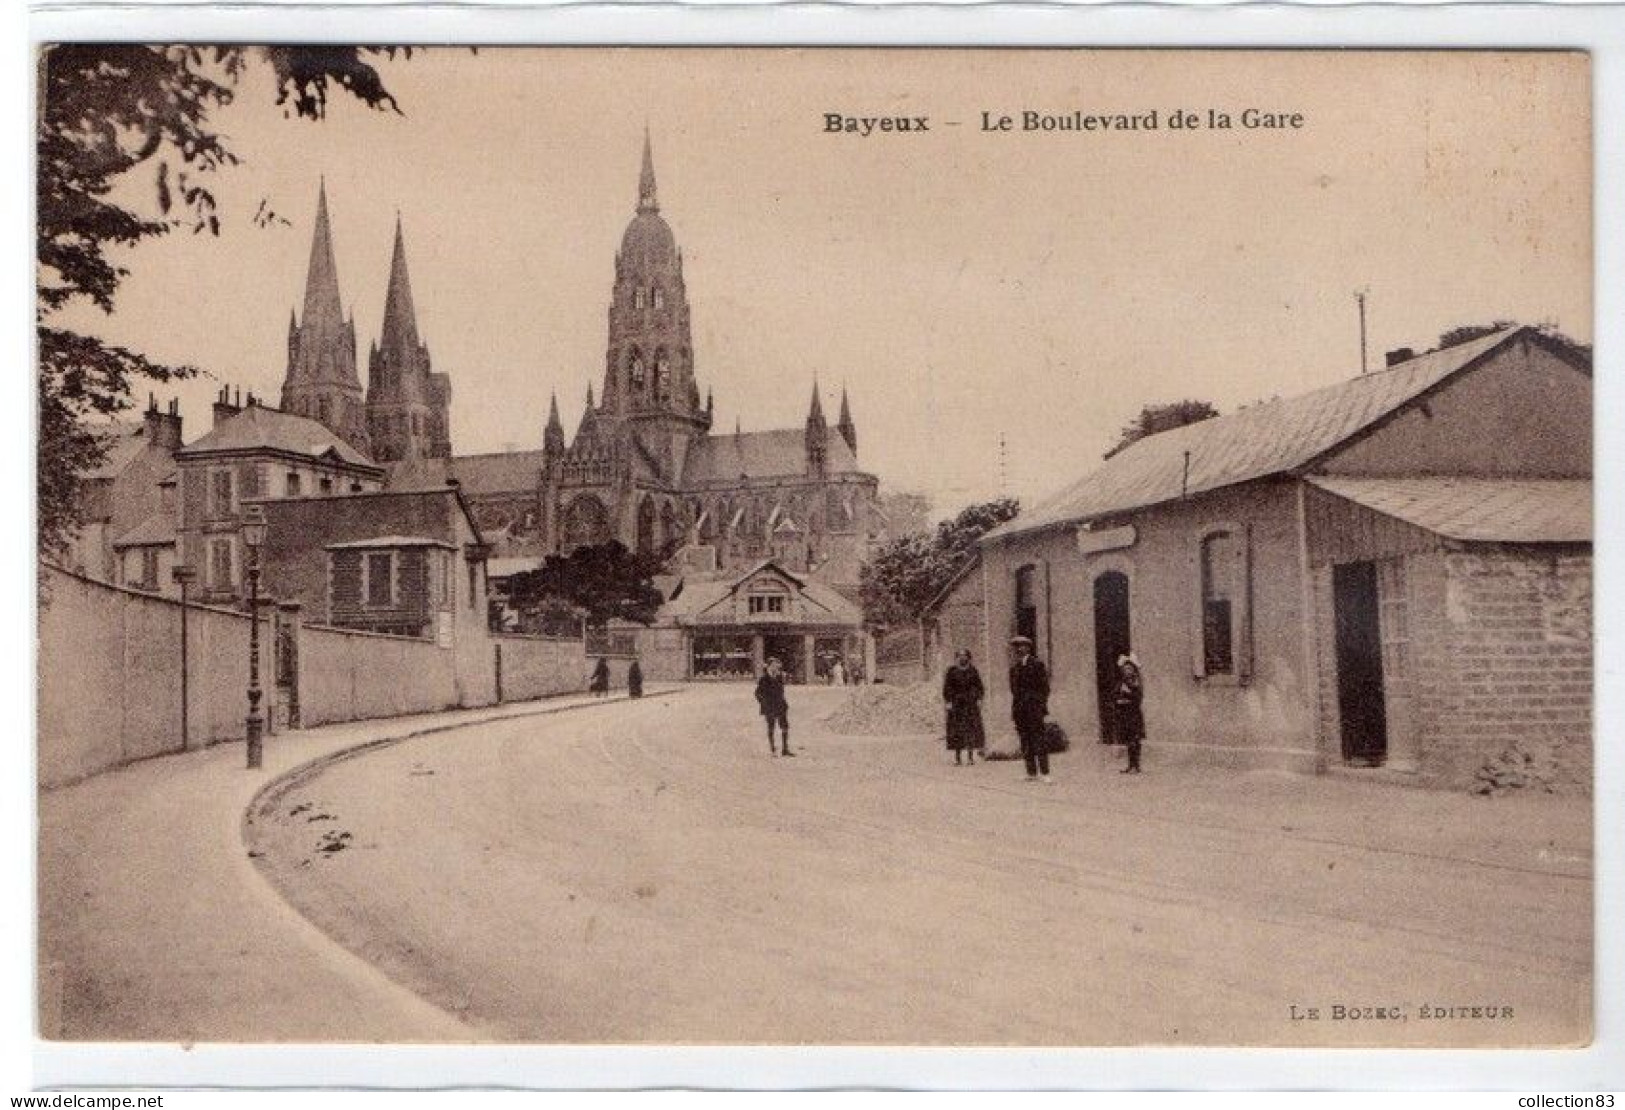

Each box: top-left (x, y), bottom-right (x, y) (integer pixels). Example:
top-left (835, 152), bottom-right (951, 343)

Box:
top-left (601, 133), bottom-right (708, 434)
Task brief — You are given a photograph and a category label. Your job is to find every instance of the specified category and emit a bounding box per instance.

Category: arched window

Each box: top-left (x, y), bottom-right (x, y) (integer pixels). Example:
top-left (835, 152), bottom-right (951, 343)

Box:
top-left (654, 350), bottom-right (671, 404)
top-left (562, 495), bottom-right (612, 549)
top-left (628, 349), bottom-right (646, 390)
top-left (661, 501), bottom-right (682, 553)
top-left (636, 497), bottom-right (658, 555)
top-left (1197, 527), bottom-right (1251, 680)
top-left (1013, 564), bottom-right (1040, 646)
top-left (633, 287), bottom-right (645, 309)
top-left (652, 285), bottom-right (665, 310)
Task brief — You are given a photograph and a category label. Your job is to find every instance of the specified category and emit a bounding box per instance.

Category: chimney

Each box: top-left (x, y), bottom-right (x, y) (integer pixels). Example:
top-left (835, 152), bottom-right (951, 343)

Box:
top-left (1385, 347), bottom-right (1416, 368)
top-left (143, 396), bottom-right (184, 452)
top-left (212, 385), bottom-right (242, 428)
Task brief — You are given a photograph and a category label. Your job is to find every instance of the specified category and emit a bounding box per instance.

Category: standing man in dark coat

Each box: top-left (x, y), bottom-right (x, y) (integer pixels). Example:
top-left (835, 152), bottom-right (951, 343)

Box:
top-left (1009, 635), bottom-right (1052, 782)
top-left (1113, 654), bottom-right (1145, 774)
top-left (627, 657), bottom-right (644, 699)
top-left (589, 656), bottom-right (610, 697)
top-left (755, 656), bottom-right (795, 757)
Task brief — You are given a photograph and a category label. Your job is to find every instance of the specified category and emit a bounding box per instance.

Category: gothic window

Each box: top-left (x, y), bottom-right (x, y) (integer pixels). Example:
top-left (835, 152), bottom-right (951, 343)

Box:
top-left (661, 501), bottom-right (681, 552)
top-left (636, 497), bottom-right (658, 555)
top-left (562, 495), bottom-right (612, 549)
top-left (633, 287), bottom-right (645, 309)
top-left (654, 350), bottom-right (671, 404)
top-left (652, 286), bottom-right (665, 310)
top-left (628, 350), bottom-right (646, 391)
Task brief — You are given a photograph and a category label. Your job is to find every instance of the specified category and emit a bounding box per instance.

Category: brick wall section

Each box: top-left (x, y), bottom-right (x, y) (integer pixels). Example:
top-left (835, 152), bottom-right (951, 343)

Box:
top-left (1429, 550), bottom-right (1592, 793)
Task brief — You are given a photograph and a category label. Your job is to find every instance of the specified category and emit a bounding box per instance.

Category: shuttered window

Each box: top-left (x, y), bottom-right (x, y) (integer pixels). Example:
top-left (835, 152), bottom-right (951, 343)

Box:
top-left (365, 552), bottom-right (394, 608)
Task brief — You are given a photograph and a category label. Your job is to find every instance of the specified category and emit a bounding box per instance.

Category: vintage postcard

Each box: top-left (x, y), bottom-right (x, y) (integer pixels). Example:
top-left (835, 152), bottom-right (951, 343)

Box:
top-left (36, 46), bottom-right (1592, 1052)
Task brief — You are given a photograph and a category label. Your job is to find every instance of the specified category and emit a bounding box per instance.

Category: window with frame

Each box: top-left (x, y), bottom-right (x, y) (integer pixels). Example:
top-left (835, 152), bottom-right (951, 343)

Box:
top-left (210, 469), bottom-right (234, 519)
top-left (286, 471), bottom-right (302, 498)
top-left (1013, 564), bottom-right (1039, 645)
top-left (1198, 528), bottom-right (1251, 679)
top-left (364, 552), bottom-right (395, 608)
top-left (208, 537), bottom-right (234, 590)
top-left (748, 593), bottom-right (786, 615)
top-left (139, 548), bottom-right (160, 589)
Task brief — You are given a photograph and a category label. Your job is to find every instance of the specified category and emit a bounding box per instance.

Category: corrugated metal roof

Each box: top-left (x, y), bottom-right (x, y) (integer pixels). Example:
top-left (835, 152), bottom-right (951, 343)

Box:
top-left (1307, 477), bottom-right (1592, 544)
top-left (987, 328), bottom-right (1524, 541)
top-left (178, 405), bottom-right (376, 469)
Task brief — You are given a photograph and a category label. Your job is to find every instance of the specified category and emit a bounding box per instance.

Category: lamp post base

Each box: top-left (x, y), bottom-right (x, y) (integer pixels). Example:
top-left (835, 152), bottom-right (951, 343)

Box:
top-left (246, 713), bottom-right (264, 770)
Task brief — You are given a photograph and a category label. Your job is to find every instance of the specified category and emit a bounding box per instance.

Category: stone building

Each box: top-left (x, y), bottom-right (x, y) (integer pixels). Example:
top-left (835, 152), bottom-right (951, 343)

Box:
top-left (65, 397), bottom-right (184, 590)
top-left (942, 327), bottom-right (1591, 792)
top-left (391, 135), bottom-right (884, 593)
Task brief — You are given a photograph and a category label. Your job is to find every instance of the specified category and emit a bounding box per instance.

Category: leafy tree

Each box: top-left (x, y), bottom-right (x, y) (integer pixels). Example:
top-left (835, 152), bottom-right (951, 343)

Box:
top-left (37, 44), bottom-right (406, 561)
top-left (1436, 321), bottom-right (1591, 368)
top-left (504, 542), bottom-right (666, 630)
top-left (860, 497), bottom-right (1019, 628)
top-left (1105, 399), bottom-right (1220, 459)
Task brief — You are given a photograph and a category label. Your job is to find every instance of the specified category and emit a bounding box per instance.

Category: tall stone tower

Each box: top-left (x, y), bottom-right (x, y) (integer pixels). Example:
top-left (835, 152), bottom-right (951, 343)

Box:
top-left (365, 216), bottom-right (452, 462)
top-left (599, 132), bottom-right (711, 468)
top-left (282, 182), bottom-right (369, 453)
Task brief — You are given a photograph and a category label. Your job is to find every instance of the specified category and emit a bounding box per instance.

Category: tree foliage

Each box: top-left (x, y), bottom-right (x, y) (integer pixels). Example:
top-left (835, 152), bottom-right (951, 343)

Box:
top-left (37, 44), bottom-right (407, 561)
top-left (1106, 399), bottom-right (1220, 459)
top-left (1436, 321), bottom-right (1592, 368)
top-left (860, 497), bottom-right (1020, 628)
top-left (504, 542), bottom-right (667, 630)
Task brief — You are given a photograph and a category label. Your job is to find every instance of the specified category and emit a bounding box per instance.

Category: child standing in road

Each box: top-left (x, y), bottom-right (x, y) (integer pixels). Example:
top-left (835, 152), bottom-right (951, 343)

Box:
top-left (755, 657), bottom-right (794, 757)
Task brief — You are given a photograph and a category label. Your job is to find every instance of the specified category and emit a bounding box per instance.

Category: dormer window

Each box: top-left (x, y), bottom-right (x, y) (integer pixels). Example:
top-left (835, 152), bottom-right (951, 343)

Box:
top-left (749, 594), bottom-right (786, 615)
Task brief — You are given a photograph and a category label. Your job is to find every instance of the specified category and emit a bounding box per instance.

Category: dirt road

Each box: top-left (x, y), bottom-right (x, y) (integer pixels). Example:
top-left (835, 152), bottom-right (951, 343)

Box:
top-left (248, 684), bottom-right (1590, 1046)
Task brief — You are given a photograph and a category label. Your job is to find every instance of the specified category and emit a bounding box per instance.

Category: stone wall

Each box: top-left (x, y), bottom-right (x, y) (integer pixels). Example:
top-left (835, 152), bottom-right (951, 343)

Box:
top-left (494, 634), bottom-right (590, 702)
top-left (297, 622), bottom-right (461, 728)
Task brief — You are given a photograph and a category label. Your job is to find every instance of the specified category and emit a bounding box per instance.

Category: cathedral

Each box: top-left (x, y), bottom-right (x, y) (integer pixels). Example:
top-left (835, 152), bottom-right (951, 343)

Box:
top-left (280, 136), bottom-right (884, 591)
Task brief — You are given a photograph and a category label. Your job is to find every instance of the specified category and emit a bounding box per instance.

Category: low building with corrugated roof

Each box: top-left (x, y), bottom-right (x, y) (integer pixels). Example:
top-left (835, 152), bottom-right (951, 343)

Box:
top-left (955, 325), bottom-right (1591, 792)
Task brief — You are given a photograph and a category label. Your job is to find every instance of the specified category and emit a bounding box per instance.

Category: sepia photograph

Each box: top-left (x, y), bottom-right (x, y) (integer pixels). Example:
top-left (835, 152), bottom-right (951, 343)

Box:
top-left (34, 44), bottom-right (1593, 1057)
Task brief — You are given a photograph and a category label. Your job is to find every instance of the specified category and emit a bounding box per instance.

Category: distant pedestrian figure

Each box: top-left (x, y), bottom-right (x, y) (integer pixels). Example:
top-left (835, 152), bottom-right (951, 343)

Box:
top-left (1114, 654), bottom-right (1145, 774)
top-left (1009, 636), bottom-right (1052, 782)
top-left (628, 658), bottom-right (644, 699)
top-left (830, 658), bottom-right (847, 687)
top-left (589, 656), bottom-right (610, 697)
top-left (943, 650), bottom-right (986, 765)
top-left (756, 656), bottom-right (794, 757)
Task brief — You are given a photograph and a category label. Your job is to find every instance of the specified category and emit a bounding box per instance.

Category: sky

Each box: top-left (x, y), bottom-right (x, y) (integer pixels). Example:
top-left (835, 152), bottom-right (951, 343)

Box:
top-left (52, 47), bottom-right (1591, 518)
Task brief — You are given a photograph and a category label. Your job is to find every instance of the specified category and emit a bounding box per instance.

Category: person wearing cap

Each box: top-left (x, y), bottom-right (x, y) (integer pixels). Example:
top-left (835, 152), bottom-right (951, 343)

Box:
top-left (1113, 653), bottom-right (1146, 774)
top-left (1008, 635), bottom-right (1052, 782)
top-left (755, 656), bottom-right (795, 757)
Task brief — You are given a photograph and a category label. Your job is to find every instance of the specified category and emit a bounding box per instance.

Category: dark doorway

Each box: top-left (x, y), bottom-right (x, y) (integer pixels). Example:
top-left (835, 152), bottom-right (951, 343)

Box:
top-left (1333, 561), bottom-right (1388, 766)
top-left (1093, 571), bottom-right (1132, 743)
top-left (762, 634), bottom-right (807, 684)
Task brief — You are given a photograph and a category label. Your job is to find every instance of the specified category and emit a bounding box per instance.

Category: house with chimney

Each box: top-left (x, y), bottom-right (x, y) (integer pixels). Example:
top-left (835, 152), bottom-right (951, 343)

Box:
top-left (64, 396), bottom-right (185, 592)
top-left (947, 327), bottom-right (1591, 793)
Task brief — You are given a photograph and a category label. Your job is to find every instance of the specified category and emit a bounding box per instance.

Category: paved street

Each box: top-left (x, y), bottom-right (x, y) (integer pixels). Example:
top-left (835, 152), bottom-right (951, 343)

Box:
top-left (248, 683), bottom-right (1591, 1046)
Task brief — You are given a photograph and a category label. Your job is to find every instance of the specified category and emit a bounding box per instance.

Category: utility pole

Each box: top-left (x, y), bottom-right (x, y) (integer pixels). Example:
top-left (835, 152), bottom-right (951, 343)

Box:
top-left (1355, 289), bottom-right (1369, 374)
top-left (998, 432), bottom-right (1009, 497)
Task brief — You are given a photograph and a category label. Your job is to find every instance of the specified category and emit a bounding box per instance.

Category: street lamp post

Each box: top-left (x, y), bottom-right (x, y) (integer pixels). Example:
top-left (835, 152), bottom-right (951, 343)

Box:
top-left (242, 506), bottom-right (267, 770)
top-left (171, 564), bottom-right (196, 752)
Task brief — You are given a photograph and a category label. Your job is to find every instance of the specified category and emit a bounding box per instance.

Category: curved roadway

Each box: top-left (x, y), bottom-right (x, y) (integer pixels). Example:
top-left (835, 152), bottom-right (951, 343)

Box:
top-left (248, 684), bottom-right (1590, 1046)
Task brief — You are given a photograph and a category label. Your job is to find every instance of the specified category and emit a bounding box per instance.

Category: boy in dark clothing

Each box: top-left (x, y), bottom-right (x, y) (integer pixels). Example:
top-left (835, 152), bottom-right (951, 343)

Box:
top-left (1114, 654), bottom-right (1145, 773)
top-left (755, 656), bottom-right (794, 757)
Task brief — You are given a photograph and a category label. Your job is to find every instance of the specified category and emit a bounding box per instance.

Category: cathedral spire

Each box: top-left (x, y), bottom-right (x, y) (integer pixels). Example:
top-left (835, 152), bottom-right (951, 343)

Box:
top-left (807, 380), bottom-right (826, 426)
top-left (837, 385), bottom-right (857, 455)
top-left (379, 213), bottom-right (422, 364)
top-left (299, 179), bottom-right (345, 339)
top-left (544, 391), bottom-right (566, 455)
top-left (638, 128), bottom-right (659, 214)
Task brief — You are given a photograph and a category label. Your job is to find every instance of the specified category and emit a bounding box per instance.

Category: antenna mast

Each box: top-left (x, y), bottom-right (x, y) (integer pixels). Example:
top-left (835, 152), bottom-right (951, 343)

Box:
top-left (1355, 289), bottom-right (1369, 374)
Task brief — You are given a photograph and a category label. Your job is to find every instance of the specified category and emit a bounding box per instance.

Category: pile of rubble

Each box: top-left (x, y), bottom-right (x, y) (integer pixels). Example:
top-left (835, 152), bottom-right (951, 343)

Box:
top-left (1473, 740), bottom-right (1562, 796)
top-left (823, 683), bottom-right (943, 736)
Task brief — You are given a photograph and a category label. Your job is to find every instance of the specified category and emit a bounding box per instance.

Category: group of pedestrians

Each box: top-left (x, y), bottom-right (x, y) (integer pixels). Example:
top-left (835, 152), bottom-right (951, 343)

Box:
top-left (939, 636), bottom-right (1145, 781)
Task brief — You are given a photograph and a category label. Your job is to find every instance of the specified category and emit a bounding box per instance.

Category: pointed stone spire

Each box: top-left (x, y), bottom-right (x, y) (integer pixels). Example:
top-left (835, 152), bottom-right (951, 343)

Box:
top-left (807, 380), bottom-right (826, 426)
top-left (638, 128), bottom-right (659, 214)
top-left (837, 385), bottom-right (857, 455)
top-left (544, 391), bottom-right (566, 455)
top-left (300, 180), bottom-right (345, 343)
top-left (379, 213), bottom-right (422, 364)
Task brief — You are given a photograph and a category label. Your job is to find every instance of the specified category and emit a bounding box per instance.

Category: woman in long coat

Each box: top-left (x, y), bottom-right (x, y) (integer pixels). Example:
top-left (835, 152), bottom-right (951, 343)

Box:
top-left (942, 650), bottom-right (987, 765)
